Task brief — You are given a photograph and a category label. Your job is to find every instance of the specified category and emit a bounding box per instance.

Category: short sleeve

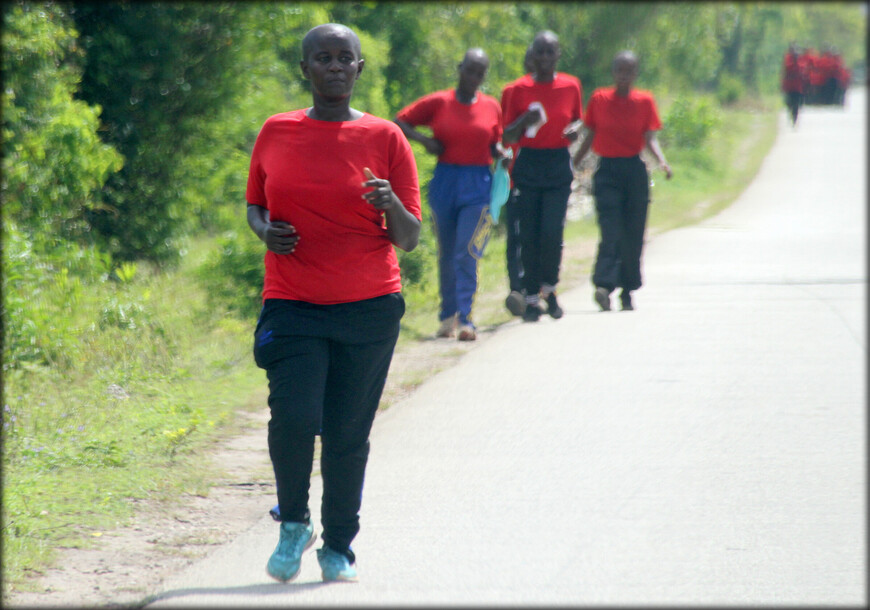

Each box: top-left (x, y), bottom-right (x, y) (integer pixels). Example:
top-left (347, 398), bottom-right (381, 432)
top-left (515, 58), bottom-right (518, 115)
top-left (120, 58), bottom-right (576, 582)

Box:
top-left (388, 128), bottom-right (422, 221)
top-left (396, 92), bottom-right (441, 127)
top-left (245, 122), bottom-right (268, 206)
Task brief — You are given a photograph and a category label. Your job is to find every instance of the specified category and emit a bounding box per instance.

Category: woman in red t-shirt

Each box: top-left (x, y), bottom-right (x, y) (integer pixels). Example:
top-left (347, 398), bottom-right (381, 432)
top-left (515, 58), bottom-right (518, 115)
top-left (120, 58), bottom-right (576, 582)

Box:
top-left (572, 50), bottom-right (672, 312)
top-left (395, 48), bottom-right (503, 342)
top-left (501, 30), bottom-right (583, 322)
top-left (782, 43), bottom-right (805, 126)
top-left (246, 23), bottom-right (421, 583)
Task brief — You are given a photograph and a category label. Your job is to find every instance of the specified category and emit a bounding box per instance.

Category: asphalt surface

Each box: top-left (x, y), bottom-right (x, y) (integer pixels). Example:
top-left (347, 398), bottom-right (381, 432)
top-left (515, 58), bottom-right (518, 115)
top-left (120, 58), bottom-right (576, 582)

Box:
top-left (147, 89), bottom-right (866, 607)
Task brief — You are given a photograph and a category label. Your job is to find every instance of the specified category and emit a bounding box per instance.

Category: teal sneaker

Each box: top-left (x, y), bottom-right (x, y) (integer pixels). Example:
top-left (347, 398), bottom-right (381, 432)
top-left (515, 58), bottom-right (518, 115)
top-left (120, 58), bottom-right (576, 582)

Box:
top-left (317, 546), bottom-right (358, 582)
top-left (266, 521), bottom-right (316, 582)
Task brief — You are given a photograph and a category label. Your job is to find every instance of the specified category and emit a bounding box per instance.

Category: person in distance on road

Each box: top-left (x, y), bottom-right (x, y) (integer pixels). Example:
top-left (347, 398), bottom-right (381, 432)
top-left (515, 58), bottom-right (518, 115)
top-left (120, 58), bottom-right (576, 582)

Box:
top-left (570, 50), bottom-right (672, 312)
top-left (395, 48), bottom-right (504, 342)
top-left (781, 42), bottom-right (805, 127)
top-left (246, 23), bottom-right (421, 583)
top-left (501, 30), bottom-right (583, 322)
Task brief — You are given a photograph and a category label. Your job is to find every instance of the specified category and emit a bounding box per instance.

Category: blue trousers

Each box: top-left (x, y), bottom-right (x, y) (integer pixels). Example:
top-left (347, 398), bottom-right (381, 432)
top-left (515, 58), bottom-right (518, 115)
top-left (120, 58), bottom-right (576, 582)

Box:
top-left (428, 163), bottom-right (492, 326)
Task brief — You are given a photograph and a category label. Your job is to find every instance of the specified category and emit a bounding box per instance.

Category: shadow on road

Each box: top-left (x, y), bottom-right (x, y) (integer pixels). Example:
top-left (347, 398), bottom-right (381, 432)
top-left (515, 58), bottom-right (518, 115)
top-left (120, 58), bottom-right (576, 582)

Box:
top-left (143, 579), bottom-right (331, 607)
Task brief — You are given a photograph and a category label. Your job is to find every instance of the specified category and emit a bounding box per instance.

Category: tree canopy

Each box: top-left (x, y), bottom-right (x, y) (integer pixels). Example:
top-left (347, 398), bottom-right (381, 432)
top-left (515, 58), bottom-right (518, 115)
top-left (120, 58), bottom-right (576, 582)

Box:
top-left (2, 1), bottom-right (865, 264)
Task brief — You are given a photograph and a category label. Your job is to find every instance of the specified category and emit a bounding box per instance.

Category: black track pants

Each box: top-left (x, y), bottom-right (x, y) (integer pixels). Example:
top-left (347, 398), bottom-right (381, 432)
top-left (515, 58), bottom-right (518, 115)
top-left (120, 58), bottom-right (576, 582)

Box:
top-left (592, 156), bottom-right (650, 292)
top-left (253, 294), bottom-right (403, 554)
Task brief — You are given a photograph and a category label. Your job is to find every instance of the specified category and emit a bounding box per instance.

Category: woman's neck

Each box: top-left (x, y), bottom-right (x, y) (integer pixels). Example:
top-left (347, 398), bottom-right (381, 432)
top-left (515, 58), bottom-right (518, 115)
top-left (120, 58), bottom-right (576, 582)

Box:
top-left (307, 96), bottom-right (360, 122)
top-left (455, 87), bottom-right (477, 104)
top-left (534, 70), bottom-right (555, 83)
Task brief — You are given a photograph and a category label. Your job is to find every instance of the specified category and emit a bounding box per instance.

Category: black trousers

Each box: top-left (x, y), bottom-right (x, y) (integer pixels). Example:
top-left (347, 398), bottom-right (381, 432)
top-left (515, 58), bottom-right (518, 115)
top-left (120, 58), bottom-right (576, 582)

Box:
top-left (253, 293), bottom-right (404, 556)
top-left (592, 156), bottom-right (650, 293)
top-left (511, 147), bottom-right (573, 296)
top-left (785, 91), bottom-right (802, 124)
top-left (504, 189), bottom-right (524, 292)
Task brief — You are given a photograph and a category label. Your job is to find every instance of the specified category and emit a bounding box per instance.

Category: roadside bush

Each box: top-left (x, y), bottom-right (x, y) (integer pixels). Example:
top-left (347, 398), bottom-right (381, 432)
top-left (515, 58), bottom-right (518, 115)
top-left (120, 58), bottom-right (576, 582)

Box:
top-left (716, 72), bottom-right (745, 106)
top-left (661, 96), bottom-right (720, 150)
top-left (1, 225), bottom-right (110, 371)
top-left (195, 230), bottom-right (264, 319)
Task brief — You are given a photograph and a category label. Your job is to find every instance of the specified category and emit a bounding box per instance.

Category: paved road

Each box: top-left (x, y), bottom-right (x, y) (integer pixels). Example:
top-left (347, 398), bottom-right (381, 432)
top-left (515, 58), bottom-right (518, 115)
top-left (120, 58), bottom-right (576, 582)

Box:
top-left (147, 90), bottom-right (866, 607)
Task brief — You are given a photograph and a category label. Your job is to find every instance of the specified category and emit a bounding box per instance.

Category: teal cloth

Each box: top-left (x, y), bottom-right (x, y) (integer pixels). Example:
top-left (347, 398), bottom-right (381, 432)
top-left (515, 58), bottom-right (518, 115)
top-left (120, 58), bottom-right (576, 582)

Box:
top-left (489, 163), bottom-right (511, 224)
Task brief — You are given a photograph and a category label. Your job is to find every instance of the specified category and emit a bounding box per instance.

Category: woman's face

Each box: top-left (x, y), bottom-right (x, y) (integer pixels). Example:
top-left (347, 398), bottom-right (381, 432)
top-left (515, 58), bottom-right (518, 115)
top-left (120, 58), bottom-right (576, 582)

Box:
top-left (613, 58), bottom-right (638, 90)
top-left (301, 30), bottom-right (363, 101)
top-left (458, 55), bottom-right (489, 94)
top-left (530, 37), bottom-right (560, 75)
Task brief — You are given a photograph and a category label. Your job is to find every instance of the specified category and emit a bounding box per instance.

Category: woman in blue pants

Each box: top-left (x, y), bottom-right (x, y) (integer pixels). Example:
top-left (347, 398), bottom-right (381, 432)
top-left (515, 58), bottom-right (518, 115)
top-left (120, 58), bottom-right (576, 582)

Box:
top-left (396, 48), bottom-right (504, 341)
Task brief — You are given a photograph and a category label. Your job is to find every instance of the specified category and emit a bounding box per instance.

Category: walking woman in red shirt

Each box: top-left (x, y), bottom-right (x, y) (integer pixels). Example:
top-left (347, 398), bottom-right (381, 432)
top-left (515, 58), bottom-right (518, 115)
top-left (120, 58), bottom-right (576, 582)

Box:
top-left (501, 30), bottom-right (583, 322)
top-left (246, 23), bottom-right (421, 583)
top-left (571, 50), bottom-right (672, 312)
top-left (782, 42), bottom-right (805, 126)
top-left (395, 48), bottom-right (503, 341)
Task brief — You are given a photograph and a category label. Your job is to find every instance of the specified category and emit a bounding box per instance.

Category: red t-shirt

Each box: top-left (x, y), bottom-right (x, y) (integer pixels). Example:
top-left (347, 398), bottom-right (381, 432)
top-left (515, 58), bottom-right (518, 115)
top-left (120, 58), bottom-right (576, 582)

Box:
top-left (820, 54), bottom-right (842, 81)
top-left (501, 73), bottom-right (583, 149)
top-left (583, 87), bottom-right (663, 158)
top-left (808, 54), bottom-right (827, 86)
top-left (798, 52), bottom-right (814, 84)
top-left (396, 89), bottom-right (502, 166)
top-left (246, 110), bottom-right (422, 305)
top-left (782, 52), bottom-right (804, 93)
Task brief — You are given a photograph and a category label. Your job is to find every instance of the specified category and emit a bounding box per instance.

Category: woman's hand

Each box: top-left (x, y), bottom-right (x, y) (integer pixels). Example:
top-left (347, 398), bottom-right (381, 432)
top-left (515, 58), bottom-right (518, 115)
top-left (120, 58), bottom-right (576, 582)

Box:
top-left (562, 120), bottom-right (583, 142)
top-left (522, 107), bottom-right (543, 128)
top-left (261, 221), bottom-right (299, 255)
top-left (422, 137), bottom-right (445, 156)
top-left (362, 167), bottom-right (400, 211)
top-left (247, 203), bottom-right (299, 255)
top-left (361, 167), bottom-right (421, 251)
top-left (660, 161), bottom-right (673, 180)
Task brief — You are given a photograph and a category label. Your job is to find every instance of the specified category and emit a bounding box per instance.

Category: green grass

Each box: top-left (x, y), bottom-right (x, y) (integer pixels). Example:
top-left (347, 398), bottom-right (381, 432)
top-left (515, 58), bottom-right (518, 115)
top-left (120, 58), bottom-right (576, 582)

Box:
top-left (1, 99), bottom-right (779, 591)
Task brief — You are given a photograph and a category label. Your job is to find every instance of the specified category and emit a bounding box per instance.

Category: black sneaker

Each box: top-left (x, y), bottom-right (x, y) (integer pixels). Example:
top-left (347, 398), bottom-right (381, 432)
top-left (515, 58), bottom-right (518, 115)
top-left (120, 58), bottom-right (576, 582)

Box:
top-left (522, 302), bottom-right (542, 322)
top-left (545, 293), bottom-right (563, 319)
top-left (594, 286), bottom-right (612, 312)
top-left (620, 291), bottom-right (633, 311)
top-left (504, 290), bottom-right (526, 316)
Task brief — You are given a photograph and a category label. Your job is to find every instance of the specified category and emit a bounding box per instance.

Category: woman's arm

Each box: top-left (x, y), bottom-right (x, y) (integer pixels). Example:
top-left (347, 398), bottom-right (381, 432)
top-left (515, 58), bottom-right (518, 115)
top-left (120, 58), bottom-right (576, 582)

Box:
top-left (247, 203), bottom-right (299, 254)
top-left (491, 141), bottom-right (511, 168)
top-left (571, 127), bottom-right (595, 170)
top-left (644, 131), bottom-right (672, 180)
top-left (361, 168), bottom-right (421, 252)
top-left (394, 119), bottom-right (444, 157)
top-left (501, 107), bottom-right (542, 144)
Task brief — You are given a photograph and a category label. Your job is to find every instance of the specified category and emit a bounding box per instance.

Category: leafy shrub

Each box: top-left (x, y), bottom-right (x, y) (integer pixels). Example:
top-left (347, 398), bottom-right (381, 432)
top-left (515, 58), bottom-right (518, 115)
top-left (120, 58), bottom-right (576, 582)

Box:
top-left (98, 299), bottom-right (148, 331)
top-left (716, 72), bottom-right (745, 106)
top-left (661, 96), bottom-right (721, 150)
top-left (1, 225), bottom-right (107, 370)
top-left (2, 2), bottom-right (124, 245)
top-left (195, 230), bottom-right (264, 319)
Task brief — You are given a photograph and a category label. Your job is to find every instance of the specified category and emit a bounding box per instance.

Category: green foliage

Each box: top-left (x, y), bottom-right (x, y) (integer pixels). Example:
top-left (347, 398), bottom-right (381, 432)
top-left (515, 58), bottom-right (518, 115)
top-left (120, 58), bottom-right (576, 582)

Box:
top-left (195, 230), bottom-right (265, 319)
top-left (2, 223), bottom-right (109, 371)
top-left (69, 3), bottom-right (284, 263)
top-left (716, 72), bottom-right (745, 106)
top-left (352, 30), bottom-right (391, 118)
top-left (1, 1), bottom-right (123, 247)
top-left (660, 96), bottom-right (721, 150)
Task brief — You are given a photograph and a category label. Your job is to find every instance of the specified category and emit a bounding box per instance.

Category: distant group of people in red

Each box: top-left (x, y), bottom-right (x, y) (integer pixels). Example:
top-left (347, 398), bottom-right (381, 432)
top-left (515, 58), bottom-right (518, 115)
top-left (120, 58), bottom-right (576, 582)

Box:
top-left (782, 42), bottom-right (851, 126)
